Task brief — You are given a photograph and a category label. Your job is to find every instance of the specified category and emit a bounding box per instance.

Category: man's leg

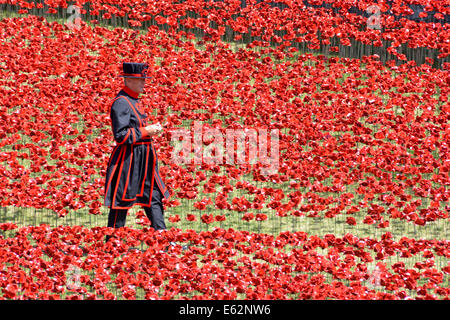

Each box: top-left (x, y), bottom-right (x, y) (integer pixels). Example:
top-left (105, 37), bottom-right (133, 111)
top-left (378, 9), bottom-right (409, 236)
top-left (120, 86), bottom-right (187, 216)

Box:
top-left (144, 186), bottom-right (166, 231)
top-left (106, 208), bottom-right (128, 242)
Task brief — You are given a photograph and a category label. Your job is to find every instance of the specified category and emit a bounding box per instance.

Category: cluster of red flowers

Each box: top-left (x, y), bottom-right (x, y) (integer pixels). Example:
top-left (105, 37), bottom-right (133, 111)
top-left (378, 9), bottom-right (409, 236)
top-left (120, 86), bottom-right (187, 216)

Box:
top-left (9, 0), bottom-right (450, 62)
top-left (0, 13), bottom-right (448, 227)
top-left (0, 4), bottom-right (448, 300)
top-left (0, 224), bottom-right (448, 300)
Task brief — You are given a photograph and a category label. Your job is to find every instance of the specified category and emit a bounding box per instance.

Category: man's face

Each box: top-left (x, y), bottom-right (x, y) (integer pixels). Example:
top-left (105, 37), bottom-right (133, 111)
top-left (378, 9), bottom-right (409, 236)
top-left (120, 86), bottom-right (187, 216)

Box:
top-left (125, 77), bottom-right (146, 93)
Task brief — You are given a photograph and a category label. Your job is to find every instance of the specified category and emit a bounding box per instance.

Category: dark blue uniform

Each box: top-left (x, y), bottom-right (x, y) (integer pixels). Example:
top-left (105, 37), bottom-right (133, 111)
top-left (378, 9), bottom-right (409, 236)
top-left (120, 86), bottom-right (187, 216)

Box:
top-left (103, 85), bottom-right (171, 230)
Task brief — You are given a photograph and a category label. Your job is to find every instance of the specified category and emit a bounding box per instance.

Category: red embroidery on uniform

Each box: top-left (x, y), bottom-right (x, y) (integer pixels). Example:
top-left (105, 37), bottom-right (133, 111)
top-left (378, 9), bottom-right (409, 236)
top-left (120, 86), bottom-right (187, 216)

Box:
top-left (111, 147), bottom-right (127, 208)
top-left (148, 141), bottom-right (156, 206)
top-left (105, 146), bottom-right (124, 202)
top-left (121, 145), bottom-right (136, 201)
top-left (117, 130), bottom-right (131, 145)
top-left (138, 142), bottom-right (150, 197)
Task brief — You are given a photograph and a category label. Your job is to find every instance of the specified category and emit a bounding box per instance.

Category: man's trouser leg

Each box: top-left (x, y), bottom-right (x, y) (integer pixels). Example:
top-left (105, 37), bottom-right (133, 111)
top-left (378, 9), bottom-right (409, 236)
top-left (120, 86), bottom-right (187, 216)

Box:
top-left (144, 185), bottom-right (166, 231)
top-left (106, 208), bottom-right (128, 242)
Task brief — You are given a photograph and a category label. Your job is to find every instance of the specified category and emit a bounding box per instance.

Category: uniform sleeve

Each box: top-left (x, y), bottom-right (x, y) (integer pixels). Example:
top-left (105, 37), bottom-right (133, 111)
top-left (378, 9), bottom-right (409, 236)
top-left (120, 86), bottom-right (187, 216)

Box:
top-left (111, 98), bottom-right (150, 145)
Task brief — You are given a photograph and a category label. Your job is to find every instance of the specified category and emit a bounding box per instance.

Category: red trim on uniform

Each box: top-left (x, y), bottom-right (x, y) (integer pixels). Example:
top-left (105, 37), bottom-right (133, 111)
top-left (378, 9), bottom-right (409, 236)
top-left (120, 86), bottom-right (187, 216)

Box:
top-left (112, 146), bottom-right (127, 208)
top-left (122, 85), bottom-right (140, 99)
top-left (106, 145), bottom-right (119, 172)
top-left (117, 130), bottom-right (131, 145)
top-left (113, 208), bottom-right (120, 228)
top-left (105, 149), bottom-right (125, 204)
top-left (110, 148), bottom-right (172, 209)
top-left (148, 141), bottom-right (156, 206)
top-left (135, 101), bottom-right (145, 114)
top-left (138, 143), bottom-right (150, 197)
top-left (112, 141), bottom-right (154, 206)
top-left (110, 96), bottom-right (124, 144)
top-left (151, 141), bottom-right (168, 195)
top-left (121, 145), bottom-right (135, 201)
top-left (104, 146), bottom-right (124, 203)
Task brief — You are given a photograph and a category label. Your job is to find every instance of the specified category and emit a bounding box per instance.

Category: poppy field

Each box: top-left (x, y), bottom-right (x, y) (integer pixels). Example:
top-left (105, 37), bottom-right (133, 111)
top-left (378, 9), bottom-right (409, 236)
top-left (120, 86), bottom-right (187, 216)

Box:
top-left (0, 0), bottom-right (449, 300)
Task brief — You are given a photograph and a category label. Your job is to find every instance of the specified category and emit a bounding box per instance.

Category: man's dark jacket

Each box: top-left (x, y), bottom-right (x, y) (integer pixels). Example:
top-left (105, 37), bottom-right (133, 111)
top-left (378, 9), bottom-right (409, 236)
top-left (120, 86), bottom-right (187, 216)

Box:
top-left (104, 86), bottom-right (171, 210)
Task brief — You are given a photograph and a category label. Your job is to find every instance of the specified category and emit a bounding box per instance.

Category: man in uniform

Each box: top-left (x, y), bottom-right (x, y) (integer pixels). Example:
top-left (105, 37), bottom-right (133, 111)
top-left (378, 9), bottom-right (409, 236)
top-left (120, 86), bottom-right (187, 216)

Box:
top-left (103, 62), bottom-right (171, 241)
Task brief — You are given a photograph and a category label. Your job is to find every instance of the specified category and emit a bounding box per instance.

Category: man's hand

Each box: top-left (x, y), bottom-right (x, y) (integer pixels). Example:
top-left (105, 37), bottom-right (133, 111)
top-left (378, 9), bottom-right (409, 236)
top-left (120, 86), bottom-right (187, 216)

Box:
top-left (144, 122), bottom-right (163, 136)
